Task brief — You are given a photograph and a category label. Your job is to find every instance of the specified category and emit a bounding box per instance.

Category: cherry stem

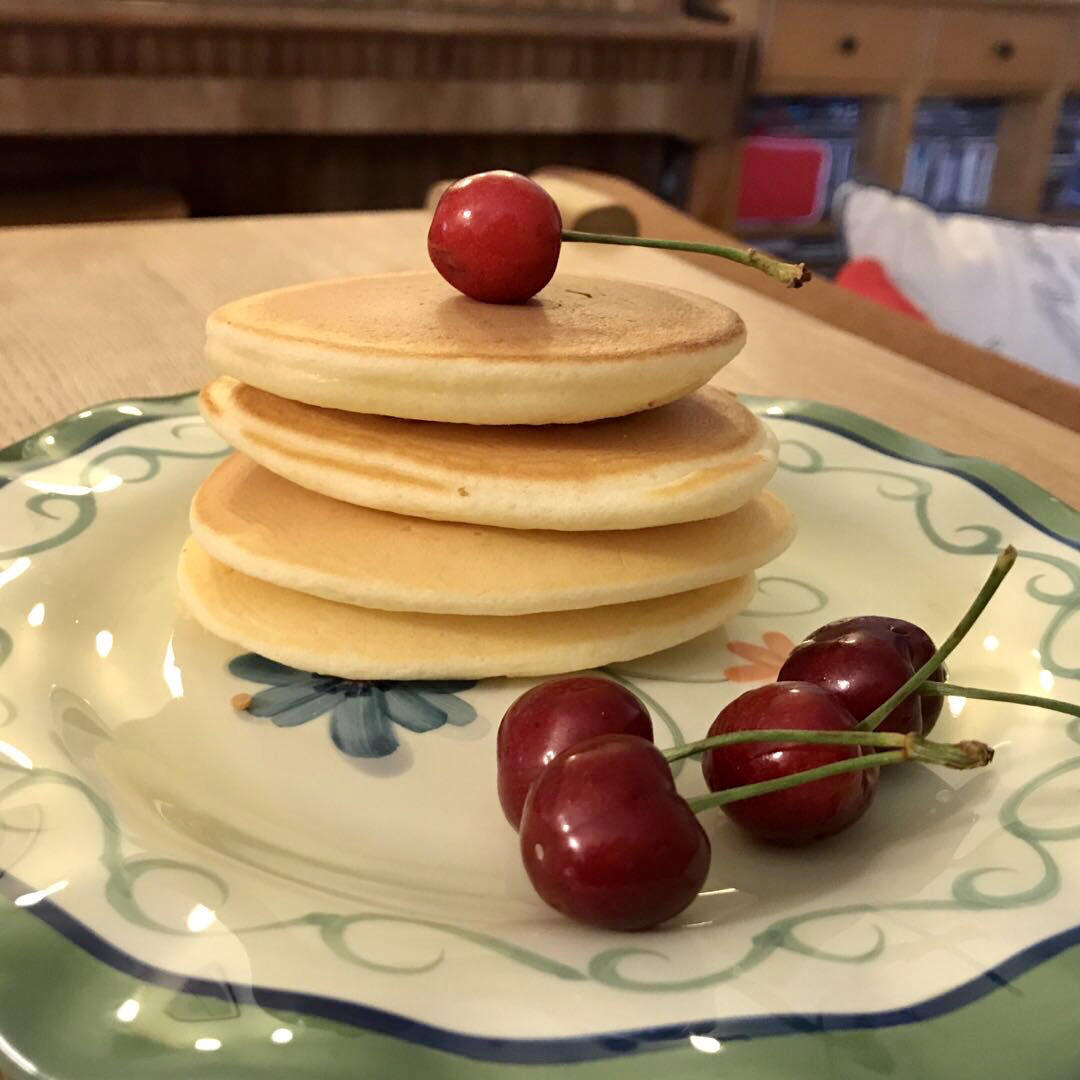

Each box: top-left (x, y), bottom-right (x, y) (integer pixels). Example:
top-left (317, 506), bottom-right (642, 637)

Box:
top-left (688, 737), bottom-right (994, 813)
top-left (856, 546), bottom-right (1018, 733)
top-left (665, 728), bottom-right (991, 770)
top-left (921, 680), bottom-right (1080, 719)
top-left (559, 229), bottom-right (811, 288)
top-left (686, 751), bottom-right (904, 813)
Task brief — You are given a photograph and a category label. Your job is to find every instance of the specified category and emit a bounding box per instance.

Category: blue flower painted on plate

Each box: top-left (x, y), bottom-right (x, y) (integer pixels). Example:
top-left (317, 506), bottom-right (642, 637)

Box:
top-left (227, 653), bottom-right (477, 758)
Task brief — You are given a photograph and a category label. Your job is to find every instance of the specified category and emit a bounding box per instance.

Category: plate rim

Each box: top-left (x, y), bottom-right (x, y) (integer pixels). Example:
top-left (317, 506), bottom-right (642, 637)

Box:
top-left (4, 863), bottom-right (1080, 1067)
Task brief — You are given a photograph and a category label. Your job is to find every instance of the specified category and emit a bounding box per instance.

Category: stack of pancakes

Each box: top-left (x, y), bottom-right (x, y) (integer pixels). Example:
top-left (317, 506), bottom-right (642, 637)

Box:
top-left (178, 271), bottom-right (794, 679)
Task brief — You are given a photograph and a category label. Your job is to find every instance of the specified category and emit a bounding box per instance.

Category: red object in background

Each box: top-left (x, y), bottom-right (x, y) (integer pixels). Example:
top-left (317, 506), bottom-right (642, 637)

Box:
top-left (736, 136), bottom-right (831, 225)
top-left (834, 258), bottom-right (930, 323)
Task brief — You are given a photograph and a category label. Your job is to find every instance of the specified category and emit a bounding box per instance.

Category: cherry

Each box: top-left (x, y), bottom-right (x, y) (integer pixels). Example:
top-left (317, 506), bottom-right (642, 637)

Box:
top-left (783, 616), bottom-right (946, 735)
top-left (520, 734), bottom-right (710, 930)
top-left (778, 630), bottom-right (924, 736)
top-left (427, 171), bottom-right (562, 304)
top-left (805, 616), bottom-right (945, 733)
top-left (497, 677), bottom-right (652, 830)
top-left (702, 683), bottom-right (879, 845)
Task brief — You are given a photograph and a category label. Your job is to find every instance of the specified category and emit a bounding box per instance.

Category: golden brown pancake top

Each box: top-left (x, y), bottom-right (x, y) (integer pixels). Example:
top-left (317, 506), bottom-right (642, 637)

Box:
top-left (208, 379), bottom-right (763, 481)
top-left (195, 453), bottom-right (791, 586)
top-left (209, 272), bottom-right (744, 362)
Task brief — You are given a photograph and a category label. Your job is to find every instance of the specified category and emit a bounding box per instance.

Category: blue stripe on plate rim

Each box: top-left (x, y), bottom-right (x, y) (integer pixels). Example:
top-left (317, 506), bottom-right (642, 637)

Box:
top-left (4, 867), bottom-right (1080, 1065)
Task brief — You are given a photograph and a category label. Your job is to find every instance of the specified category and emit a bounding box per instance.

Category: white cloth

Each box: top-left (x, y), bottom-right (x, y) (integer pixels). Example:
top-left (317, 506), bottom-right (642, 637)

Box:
top-left (835, 182), bottom-right (1080, 387)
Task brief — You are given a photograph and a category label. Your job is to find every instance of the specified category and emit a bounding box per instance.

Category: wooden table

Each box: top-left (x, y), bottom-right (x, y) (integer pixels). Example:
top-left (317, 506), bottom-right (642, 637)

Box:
top-left (1, 204), bottom-right (1077, 508)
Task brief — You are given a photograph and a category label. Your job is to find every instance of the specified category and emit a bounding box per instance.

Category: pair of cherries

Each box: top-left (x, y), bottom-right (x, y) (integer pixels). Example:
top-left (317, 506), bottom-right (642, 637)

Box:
top-left (496, 615), bottom-right (976, 931)
top-left (707, 615), bottom-right (945, 848)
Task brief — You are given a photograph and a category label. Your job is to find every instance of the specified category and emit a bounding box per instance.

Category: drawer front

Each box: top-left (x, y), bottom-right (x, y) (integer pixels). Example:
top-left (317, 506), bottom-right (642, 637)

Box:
top-left (758, 1), bottom-right (924, 90)
top-left (1069, 15), bottom-right (1080, 88)
top-left (929, 11), bottom-right (1063, 92)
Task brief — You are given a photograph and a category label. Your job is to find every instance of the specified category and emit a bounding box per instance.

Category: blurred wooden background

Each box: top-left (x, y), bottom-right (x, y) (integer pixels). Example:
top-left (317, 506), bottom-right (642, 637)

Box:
top-left (0, 1), bottom-right (747, 222)
top-left (1, 1), bottom-right (1078, 233)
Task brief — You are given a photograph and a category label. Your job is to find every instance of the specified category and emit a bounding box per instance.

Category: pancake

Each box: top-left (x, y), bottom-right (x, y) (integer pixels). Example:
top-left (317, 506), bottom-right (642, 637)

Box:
top-left (200, 377), bottom-right (779, 531)
top-left (205, 271), bottom-right (746, 425)
top-left (177, 537), bottom-right (757, 680)
top-left (191, 454), bottom-right (796, 615)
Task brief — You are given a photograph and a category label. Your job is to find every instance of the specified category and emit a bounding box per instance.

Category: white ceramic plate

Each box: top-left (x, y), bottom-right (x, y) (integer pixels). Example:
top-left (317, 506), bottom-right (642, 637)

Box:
top-left (0, 394), bottom-right (1077, 1079)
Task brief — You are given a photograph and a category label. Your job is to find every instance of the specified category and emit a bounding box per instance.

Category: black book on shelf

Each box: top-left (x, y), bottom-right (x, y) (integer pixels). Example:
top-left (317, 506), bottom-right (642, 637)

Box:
top-left (1044, 95), bottom-right (1080, 212)
top-left (903, 100), bottom-right (1001, 212)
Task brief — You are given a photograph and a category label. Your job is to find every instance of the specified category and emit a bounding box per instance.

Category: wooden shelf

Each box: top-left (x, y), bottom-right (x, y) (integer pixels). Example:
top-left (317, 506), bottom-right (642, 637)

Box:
top-left (0, 1), bottom-right (744, 42)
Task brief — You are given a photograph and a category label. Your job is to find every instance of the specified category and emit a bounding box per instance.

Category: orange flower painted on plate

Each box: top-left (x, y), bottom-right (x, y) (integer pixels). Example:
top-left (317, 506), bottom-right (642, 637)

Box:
top-left (723, 631), bottom-right (796, 683)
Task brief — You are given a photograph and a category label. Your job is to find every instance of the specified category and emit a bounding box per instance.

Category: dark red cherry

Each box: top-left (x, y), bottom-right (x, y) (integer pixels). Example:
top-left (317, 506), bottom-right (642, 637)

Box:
top-left (779, 630), bottom-right (923, 736)
top-left (497, 677), bottom-right (652, 829)
top-left (427, 171), bottom-right (562, 304)
top-left (520, 734), bottom-right (710, 930)
top-left (803, 615), bottom-right (946, 733)
top-left (702, 682), bottom-right (879, 845)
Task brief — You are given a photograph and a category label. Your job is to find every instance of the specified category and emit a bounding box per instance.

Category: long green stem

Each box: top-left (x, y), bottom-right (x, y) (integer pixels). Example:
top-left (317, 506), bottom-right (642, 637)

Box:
top-left (560, 229), bottom-right (811, 288)
top-left (857, 546), bottom-right (1018, 732)
top-left (921, 680), bottom-right (1080, 719)
top-left (687, 751), bottom-right (905, 814)
top-left (663, 728), bottom-right (990, 770)
top-left (664, 728), bottom-right (906, 763)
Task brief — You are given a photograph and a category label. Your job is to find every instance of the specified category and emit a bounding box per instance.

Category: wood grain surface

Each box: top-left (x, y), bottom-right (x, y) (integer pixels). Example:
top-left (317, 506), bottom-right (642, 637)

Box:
top-left (0, 1), bottom-right (741, 41)
top-left (1, 206), bottom-right (1077, 507)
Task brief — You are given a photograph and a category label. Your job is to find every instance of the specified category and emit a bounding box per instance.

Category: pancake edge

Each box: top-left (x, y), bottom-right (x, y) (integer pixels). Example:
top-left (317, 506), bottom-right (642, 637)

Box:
top-left (189, 470), bottom-right (796, 614)
top-left (199, 378), bottom-right (780, 531)
top-left (177, 538), bottom-right (758, 680)
top-left (205, 330), bottom-right (746, 425)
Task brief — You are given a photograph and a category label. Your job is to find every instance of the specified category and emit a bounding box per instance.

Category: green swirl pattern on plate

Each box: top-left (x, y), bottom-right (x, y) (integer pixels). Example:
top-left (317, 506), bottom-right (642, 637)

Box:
top-left (1, 416), bottom-right (229, 561)
top-left (778, 438), bottom-right (1079, 679)
top-left (743, 575), bottom-right (829, 618)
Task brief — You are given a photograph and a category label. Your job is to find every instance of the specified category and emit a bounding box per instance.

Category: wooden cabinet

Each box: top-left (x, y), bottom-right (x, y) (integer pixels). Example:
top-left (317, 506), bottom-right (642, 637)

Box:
top-left (0, 2), bottom-right (752, 221)
top-left (928, 10), bottom-right (1065, 92)
top-left (724, 0), bottom-right (1080, 228)
top-left (1068, 12), bottom-right (1080, 89)
top-left (757, 1), bottom-right (925, 93)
